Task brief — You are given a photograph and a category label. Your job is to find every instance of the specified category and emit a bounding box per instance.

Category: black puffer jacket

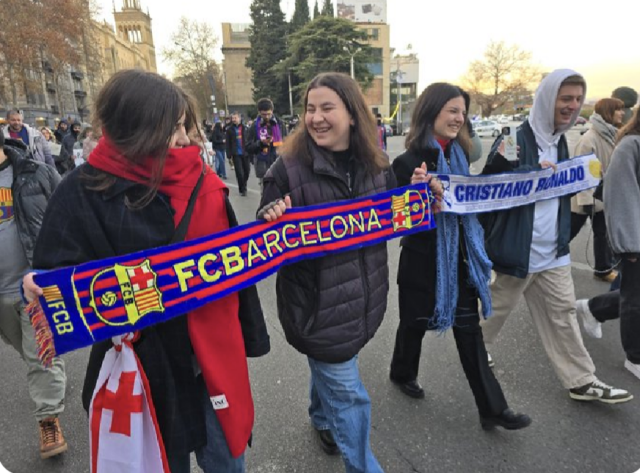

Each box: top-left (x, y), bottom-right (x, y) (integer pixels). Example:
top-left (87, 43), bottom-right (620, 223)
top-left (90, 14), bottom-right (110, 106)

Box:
top-left (260, 148), bottom-right (395, 363)
top-left (3, 139), bottom-right (60, 265)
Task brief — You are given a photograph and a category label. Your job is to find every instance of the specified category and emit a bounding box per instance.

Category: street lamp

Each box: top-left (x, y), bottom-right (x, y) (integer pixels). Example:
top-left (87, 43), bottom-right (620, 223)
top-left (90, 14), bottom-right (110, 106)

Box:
top-left (343, 45), bottom-right (361, 80)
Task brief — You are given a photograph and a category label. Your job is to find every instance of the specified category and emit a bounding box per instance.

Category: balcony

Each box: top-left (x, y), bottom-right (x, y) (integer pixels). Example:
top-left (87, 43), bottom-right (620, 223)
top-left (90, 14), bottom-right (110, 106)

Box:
top-left (74, 90), bottom-right (87, 98)
top-left (42, 61), bottom-right (53, 73)
top-left (71, 71), bottom-right (84, 81)
top-left (51, 105), bottom-right (60, 114)
top-left (46, 82), bottom-right (56, 93)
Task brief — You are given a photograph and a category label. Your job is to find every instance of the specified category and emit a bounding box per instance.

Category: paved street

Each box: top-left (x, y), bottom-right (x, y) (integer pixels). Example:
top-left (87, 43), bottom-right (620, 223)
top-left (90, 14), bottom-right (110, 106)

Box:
top-left (1, 131), bottom-right (639, 473)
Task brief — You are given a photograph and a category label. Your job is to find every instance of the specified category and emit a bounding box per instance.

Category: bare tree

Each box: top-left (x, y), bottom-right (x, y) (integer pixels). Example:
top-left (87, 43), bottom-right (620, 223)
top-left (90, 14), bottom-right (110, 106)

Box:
top-left (462, 41), bottom-right (541, 117)
top-left (163, 17), bottom-right (225, 120)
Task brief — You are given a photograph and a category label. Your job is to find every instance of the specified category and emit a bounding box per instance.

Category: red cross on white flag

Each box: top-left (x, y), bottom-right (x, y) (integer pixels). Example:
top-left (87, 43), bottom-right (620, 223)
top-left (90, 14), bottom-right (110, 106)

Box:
top-left (89, 334), bottom-right (170, 473)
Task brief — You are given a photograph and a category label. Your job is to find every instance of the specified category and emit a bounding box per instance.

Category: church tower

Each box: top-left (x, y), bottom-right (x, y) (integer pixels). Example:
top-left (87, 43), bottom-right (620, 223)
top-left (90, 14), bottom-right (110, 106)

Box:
top-left (113, 0), bottom-right (157, 72)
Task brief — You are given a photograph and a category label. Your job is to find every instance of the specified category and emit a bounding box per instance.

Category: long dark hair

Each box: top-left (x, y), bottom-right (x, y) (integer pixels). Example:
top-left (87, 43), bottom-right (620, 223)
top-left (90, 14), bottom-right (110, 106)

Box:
top-left (405, 82), bottom-right (472, 157)
top-left (88, 69), bottom-right (197, 208)
top-left (280, 72), bottom-right (388, 174)
top-left (617, 106), bottom-right (640, 142)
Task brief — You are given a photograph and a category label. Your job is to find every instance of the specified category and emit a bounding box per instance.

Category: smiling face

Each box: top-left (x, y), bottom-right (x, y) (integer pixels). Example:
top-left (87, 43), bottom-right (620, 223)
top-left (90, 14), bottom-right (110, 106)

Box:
top-left (554, 84), bottom-right (584, 129)
top-left (432, 96), bottom-right (466, 141)
top-left (305, 86), bottom-right (353, 152)
top-left (613, 108), bottom-right (625, 126)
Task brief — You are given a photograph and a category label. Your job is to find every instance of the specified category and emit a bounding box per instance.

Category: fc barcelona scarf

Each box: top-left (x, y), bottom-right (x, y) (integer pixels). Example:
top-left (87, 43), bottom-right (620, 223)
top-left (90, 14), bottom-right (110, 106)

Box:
top-left (29, 180), bottom-right (435, 363)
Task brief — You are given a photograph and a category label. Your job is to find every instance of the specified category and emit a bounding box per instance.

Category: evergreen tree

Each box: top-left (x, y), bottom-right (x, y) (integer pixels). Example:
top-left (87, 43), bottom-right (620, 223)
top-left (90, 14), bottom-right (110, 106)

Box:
top-left (320, 0), bottom-right (334, 16)
top-left (246, 0), bottom-right (289, 114)
top-left (290, 0), bottom-right (311, 32)
top-left (313, 0), bottom-right (320, 19)
top-left (272, 16), bottom-right (374, 105)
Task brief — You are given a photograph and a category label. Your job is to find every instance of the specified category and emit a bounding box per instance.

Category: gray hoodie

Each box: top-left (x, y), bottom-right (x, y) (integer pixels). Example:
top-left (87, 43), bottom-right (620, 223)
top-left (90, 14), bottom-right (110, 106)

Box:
top-left (528, 68), bottom-right (586, 151)
top-left (604, 135), bottom-right (640, 256)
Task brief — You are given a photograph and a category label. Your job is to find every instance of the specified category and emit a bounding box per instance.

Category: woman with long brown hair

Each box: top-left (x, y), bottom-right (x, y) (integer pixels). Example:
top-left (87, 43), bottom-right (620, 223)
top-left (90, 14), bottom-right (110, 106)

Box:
top-left (23, 69), bottom-right (269, 473)
top-left (389, 83), bottom-right (531, 431)
top-left (258, 72), bottom-right (441, 472)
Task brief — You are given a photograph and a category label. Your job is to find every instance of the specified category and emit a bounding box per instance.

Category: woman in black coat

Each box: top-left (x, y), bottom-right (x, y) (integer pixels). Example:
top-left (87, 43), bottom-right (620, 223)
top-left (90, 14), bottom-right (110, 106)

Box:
top-left (23, 70), bottom-right (269, 473)
top-left (389, 83), bottom-right (530, 431)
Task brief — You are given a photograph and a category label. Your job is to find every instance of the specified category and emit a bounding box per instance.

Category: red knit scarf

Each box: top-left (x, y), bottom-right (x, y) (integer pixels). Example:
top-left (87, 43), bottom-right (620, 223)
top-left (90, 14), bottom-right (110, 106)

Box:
top-left (88, 138), bottom-right (254, 458)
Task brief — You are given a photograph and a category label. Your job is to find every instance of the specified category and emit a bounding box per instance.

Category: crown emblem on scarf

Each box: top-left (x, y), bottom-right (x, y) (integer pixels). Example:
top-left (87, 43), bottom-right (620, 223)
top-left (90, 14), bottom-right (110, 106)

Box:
top-left (90, 260), bottom-right (164, 327)
top-left (391, 190), bottom-right (426, 231)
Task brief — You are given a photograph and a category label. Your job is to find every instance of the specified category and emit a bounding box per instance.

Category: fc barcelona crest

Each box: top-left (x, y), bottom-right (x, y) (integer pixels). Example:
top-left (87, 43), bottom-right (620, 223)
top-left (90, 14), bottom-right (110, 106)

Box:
top-left (89, 259), bottom-right (164, 327)
top-left (391, 190), bottom-right (427, 231)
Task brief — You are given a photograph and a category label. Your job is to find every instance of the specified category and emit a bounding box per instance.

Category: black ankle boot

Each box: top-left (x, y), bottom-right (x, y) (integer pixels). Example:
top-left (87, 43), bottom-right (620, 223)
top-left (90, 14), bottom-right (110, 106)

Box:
top-left (315, 428), bottom-right (339, 455)
top-left (480, 409), bottom-right (532, 431)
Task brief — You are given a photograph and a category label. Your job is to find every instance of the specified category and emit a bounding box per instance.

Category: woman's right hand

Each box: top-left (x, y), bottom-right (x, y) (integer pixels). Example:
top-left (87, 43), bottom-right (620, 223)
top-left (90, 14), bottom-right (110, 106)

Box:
top-left (23, 272), bottom-right (43, 303)
top-left (258, 195), bottom-right (292, 222)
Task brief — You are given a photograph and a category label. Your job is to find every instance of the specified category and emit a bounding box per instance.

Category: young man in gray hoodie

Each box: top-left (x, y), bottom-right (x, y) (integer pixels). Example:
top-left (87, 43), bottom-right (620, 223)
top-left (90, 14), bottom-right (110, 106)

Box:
top-left (479, 69), bottom-right (633, 404)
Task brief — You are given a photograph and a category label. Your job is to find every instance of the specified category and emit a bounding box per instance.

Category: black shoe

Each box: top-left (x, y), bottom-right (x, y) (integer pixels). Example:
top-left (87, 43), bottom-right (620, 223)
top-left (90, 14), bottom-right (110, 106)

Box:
top-left (315, 428), bottom-right (339, 455)
top-left (390, 377), bottom-right (425, 399)
top-left (480, 409), bottom-right (532, 431)
top-left (240, 190), bottom-right (247, 196)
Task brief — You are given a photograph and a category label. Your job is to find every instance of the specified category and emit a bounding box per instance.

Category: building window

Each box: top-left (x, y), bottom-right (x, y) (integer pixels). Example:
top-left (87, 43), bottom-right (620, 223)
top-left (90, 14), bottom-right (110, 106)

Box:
top-left (366, 48), bottom-right (383, 76)
top-left (369, 28), bottom-right (379, 41)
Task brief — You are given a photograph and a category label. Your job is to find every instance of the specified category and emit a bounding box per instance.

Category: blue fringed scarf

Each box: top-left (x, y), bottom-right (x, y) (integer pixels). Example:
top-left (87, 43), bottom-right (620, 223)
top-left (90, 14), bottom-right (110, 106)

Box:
top-left (432, 139), bottom-right (493, 331)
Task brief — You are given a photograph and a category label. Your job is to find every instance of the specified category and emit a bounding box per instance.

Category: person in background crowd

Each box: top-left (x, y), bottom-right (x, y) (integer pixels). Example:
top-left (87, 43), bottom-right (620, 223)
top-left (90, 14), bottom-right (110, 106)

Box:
top-left (22, 69), bottom-right (269, 473)
top-left (81, 127), bottom-right (99, 162)
top-left (226, 112), bottom-right (250, 196)
top-left (570, 98), bottom-right (625, 283)
top-left (224, 116), bottom-right (235, 171)
top-left (612, 86), bottom-right (638, 125)
top-left (0, 132), bottom-right (66, 459)
top-left (54, 122), bottom-right (80, 176)
top-left (375, 113), bottom-right (387, 151)
top-left (246, 98), bottom-right (287, 192)
top-left (40, 127), bottom-right (54, 143)
top-left (2, 110), bottom-right (55, 167)
top-left (480, 69), bottom-right (633, 405)
top-left (389, 83), bottom-right (531, 431)
top-left (258, 72), bottom-right (442, 473)
top-left (211, 121), bottom-right (228, 179)
top-left (53, 120), bottom-right (69, 143)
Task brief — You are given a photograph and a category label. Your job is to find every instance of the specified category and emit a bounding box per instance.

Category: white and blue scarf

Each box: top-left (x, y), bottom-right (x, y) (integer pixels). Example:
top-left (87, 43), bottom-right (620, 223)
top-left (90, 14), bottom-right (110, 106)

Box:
top-left (432, 139), bottom-right (493, 331)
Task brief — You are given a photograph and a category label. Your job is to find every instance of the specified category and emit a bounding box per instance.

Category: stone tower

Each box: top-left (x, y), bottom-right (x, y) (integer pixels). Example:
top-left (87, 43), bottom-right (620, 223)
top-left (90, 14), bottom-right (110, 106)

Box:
top-left (113, 0), bottom-right (157, 72)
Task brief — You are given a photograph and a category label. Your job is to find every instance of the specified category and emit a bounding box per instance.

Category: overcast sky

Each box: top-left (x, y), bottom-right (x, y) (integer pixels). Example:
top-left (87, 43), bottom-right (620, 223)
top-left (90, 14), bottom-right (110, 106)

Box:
top-left (98, 0), bottom-right (640, 101)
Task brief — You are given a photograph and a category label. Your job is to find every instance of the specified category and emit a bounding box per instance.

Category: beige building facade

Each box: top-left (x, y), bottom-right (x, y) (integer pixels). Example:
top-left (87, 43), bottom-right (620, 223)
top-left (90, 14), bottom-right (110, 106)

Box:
top-left (0, 0), bottom-right (157, 127)
top-left (220, 23), bottom-right (254, 113)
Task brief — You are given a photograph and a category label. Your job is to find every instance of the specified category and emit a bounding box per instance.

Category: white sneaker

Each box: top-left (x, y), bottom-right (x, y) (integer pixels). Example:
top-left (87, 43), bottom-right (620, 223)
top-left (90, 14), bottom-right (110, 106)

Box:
top-left (487, 352), bottom-right (495, 368)
top-left (569, 378), bottom-right (633, 404)
top-left (625, 359), bottom-right (640, 381)
top-left (576, 299), bottom-right (602, 339)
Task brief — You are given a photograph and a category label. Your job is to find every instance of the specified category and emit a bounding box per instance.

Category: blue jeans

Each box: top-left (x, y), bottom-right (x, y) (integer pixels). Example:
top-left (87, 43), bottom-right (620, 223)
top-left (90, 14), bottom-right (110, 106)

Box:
top-left (215, 149), bottom-right (227, 178)
top-left (168, 378), bottom-right (245, 473)
top-left (308, 356), bottom-right (383, 473)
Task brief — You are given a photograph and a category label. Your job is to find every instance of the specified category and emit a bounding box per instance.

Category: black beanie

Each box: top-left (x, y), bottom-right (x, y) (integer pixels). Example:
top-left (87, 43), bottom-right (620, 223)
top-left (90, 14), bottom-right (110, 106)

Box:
top-left (612, 87), bottom-right (639, 108)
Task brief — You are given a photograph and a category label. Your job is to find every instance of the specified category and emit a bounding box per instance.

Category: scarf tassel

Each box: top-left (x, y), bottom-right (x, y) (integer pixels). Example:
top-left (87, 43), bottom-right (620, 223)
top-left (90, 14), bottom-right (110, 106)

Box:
top-left (27, 300), bottom-right (56, 367)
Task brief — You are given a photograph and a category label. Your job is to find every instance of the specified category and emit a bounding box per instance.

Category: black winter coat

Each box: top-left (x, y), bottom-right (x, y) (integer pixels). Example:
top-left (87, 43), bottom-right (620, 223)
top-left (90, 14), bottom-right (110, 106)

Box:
top-left (3, 139), bottom-right (60, 266)
top-left (260, 149), bottom-right (395, 363)
top-left (393, 147), bottom-right (440, 327)
top-left (245, 116), bottom-right (288, 179)
top-left (225, 124), bottom-right (248, 157)
top-left (33, 164), bottom-right (269, 456)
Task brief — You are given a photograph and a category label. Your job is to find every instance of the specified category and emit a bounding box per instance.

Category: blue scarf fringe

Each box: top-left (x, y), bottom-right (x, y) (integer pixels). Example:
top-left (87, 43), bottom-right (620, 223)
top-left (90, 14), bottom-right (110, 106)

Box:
top-left (431, 139), bottom-right (493, 331)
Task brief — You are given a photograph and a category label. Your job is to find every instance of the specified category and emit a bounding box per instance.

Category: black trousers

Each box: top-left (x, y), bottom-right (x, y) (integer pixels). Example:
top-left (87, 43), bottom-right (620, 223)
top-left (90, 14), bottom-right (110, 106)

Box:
top-left (620, 259), bottom-right (640, 364)
top-left (232, 154), bottom-right (251, 193)
top-left (588, 290), bottom-right (620, 323)
top-left (390, 313), bottom-right (508, 417)
top-left (570, 211), bottom-right (614, 274)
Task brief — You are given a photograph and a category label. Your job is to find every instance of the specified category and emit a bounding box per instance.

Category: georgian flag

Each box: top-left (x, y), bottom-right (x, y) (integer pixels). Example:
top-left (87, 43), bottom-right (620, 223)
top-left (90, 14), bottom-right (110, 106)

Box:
top-left (89, 334), bottom-right (170, 473)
